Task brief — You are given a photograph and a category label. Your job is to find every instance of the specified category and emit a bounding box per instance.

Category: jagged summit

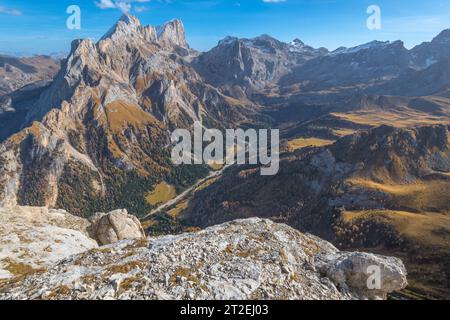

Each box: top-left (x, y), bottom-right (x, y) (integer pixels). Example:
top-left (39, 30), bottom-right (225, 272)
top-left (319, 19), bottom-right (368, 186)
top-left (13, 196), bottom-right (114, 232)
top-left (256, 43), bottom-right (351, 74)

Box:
top-left (119, 13), bottom-right (141, 26)
top-left (289, 38), bottom-right (328, 55)
top-left (155, 19), bottom-right (187, 48)
top-left (291, 38), bottom-right (305, 46)
top-left (100, 14), bottom-right (187, 48)
top-left (195, 32), bottom-right (328, 90)
top-left (101, 13), bottom-right (144, 41)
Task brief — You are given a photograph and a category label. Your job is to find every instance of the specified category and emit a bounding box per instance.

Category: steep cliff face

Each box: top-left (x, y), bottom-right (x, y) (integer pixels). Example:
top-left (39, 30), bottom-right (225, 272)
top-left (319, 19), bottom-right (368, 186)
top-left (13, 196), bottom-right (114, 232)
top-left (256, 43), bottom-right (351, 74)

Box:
top-left (0, 216), bottom-right (407, 300)
top-left (0, 14), bottom-right (264, 217)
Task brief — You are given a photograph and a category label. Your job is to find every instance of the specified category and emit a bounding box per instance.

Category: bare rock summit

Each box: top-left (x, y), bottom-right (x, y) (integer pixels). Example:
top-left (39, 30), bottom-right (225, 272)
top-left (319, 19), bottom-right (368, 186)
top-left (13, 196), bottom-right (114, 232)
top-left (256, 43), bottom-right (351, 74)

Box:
top-left (0, 218), bottom-right (407, 300)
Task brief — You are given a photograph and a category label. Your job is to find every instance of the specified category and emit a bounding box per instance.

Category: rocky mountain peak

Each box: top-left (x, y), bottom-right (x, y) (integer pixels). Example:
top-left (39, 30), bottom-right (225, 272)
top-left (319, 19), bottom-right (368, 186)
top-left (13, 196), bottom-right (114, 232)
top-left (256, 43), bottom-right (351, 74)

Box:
top-left (100, 15), bottom-right (187, 48)
top-left (432, 29), bottom-right (450, 44)
top-left (101, 13), bottom-right (143, 41)
top-left (288, 38), bottom-right (328, 55)
top-left (156, 19), bottom-right (188, 48)
top-left (291, 38), bottom-right (304, 46)
top-left (218, 36), bottom-right (238, 46)
top-left (118, 13), bottom-right (141, 26)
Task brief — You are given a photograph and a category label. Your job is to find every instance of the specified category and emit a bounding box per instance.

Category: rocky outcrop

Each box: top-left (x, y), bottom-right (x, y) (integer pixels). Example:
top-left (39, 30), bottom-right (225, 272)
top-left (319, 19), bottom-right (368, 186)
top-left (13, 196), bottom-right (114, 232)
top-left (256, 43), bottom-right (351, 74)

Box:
top-left (0, 206), bottom-right (97, 280)
top-left (156, 19), bottom-right (188, 48)
top-left (0, 206), bottom-right (148, 280)
top-left (0, 218), bottom-right (407, 300)
top-left (89, 209), bottom-right (145, 245)
top-left (316, 252), bottom-right (407, 299)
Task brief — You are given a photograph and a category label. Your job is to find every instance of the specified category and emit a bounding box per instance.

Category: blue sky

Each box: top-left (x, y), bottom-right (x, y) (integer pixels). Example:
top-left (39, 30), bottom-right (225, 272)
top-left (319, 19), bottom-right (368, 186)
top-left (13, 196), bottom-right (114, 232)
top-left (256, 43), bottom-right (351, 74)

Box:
top-left (0, 0), bottom-right (449, 55)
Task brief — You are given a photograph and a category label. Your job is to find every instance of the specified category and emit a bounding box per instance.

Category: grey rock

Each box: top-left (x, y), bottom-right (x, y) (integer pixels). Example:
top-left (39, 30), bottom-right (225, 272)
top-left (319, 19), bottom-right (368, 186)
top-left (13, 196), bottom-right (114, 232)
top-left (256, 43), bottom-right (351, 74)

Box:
top-left (89, 209), bottom-right (145, 245)
top-left (316, 251), bottom-right (408, 299)
top-left (0, 218), bottom-right (408, 300)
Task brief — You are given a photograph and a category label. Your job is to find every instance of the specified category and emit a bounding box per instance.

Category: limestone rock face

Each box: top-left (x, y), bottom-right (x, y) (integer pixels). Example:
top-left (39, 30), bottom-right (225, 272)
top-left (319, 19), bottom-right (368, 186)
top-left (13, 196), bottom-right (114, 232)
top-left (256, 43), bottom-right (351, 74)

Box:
top-left (0, 206), bottom-right (97, 280)
top-left (0, 218), bottom-right (407, 300)
top-left (156, 19), bottom-right (188, 48)
top-left (89, 209), bottom-right (145, 245)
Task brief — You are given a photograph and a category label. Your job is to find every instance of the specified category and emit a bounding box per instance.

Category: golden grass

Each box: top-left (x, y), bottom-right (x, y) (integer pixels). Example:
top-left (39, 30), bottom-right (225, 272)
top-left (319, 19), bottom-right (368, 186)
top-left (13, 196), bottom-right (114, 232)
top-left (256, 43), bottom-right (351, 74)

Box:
top-left (167, 200), bottom-right (189, 218)
top-left (105, 261), bottom-right (144, 275)
top-left (347, 178), bottom-right (450, 213)
top-left (195, 177), bottom-right (219, 192)
top-left (343, 208), bottom-right (450, 298)
top-left (343, 210), bottom-right (450, 249)
top-left (2, 258), bottom-right (38, 276)
top-left (8, 122), bottom-right (43, 145)
top-left (169, 267), bottom-right (202, 286)
top-left (145, 181), bottom-right (177, 206)
top-left (331, 110), bottom-right (450, 128)
top-left (141, 219), bottom-right (158, 229)
top-left (105, 100), bottom-right (157, 134)
top-left (287, 137), bottom-right (335, 151)
top-left (332, 128), bottom-right (357, 137)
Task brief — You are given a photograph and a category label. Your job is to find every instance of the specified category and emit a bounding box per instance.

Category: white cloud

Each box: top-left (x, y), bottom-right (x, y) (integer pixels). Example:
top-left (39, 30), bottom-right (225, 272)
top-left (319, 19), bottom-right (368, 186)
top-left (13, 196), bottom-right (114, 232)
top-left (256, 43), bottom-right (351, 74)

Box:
top-left (96, 0), bottom-right (117, 9)
top-left (135, 6), bottom-right (149, 13)
top-left (95, 0), bottom-right (150, 13)
top-left (0, 6), bottom-right (22, 16)
top-left (262, 0), bottom-right (286, 3)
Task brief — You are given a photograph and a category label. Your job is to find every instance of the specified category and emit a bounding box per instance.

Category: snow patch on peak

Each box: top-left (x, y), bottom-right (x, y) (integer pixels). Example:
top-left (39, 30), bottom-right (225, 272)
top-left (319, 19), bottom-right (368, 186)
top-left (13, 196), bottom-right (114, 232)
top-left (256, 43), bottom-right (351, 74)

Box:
top-left (332, 40), bottom-right (391, 56)
top-left (290, 38), bottom-right (305, 46)
top-left (289, 39), bottom-right (308, 53)
top-left (288, 38), bottom-right (328, 55)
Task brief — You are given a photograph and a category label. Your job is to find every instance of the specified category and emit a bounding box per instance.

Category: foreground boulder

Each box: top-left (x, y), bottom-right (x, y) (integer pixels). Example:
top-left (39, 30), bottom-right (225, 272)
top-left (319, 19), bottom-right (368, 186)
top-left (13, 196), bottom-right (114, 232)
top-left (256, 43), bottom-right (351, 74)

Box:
top-left (316, 252), bottom-right (408, 299)
top-left (0, 218), bottom-right (407, 300)
top-left (0, 206), bottom-right (97, 280)
top-left (88, 209), bottom-right (145, 245)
